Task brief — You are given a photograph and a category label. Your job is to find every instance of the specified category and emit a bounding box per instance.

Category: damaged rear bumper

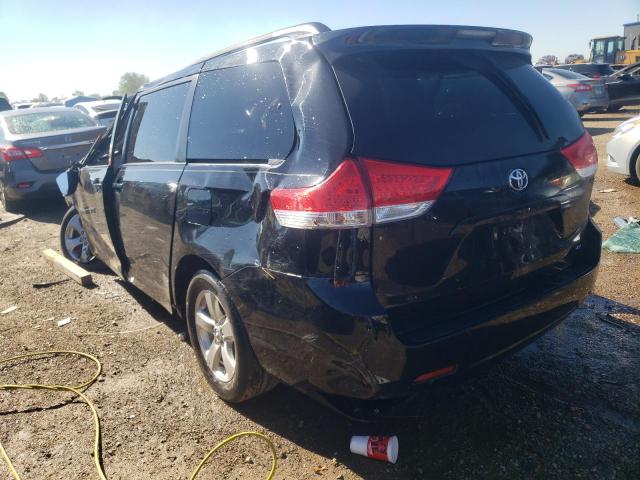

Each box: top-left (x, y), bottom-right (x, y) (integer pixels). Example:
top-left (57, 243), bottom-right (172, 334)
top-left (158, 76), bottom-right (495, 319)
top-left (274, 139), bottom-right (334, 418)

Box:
top-left (222, 219), bottom-right (600, 403)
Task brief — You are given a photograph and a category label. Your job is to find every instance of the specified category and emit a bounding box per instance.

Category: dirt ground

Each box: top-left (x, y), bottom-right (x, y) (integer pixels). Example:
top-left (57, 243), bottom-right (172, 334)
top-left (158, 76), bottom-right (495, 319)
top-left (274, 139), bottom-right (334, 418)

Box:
top-left (1, 110), bottom-right (639, 480)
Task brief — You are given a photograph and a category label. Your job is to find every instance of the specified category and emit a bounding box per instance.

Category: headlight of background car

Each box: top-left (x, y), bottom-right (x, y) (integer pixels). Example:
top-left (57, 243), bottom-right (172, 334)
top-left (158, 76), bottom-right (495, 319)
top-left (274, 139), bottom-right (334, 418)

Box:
top-left (613, 117), bottom-right (640, 137)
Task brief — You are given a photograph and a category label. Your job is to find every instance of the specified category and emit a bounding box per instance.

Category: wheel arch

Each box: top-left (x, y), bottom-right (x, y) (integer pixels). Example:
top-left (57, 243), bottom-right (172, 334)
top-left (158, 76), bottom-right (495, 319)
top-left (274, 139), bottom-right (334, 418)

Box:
top-left (172, 254), bottom-right (220, 319)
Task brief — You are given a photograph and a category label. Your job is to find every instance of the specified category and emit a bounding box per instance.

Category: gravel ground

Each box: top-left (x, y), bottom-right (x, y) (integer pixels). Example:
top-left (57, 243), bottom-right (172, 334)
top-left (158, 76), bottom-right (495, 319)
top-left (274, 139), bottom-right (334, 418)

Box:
top-left (1, 110), bottom-right (639, 479)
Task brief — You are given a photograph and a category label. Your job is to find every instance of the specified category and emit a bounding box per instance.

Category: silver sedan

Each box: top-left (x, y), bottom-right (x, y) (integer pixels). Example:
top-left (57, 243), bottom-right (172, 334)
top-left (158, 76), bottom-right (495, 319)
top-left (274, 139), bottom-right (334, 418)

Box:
top-left (540, 68), bottom-right (609, 114)
top-left (0, 107), bottom-right (106, 211)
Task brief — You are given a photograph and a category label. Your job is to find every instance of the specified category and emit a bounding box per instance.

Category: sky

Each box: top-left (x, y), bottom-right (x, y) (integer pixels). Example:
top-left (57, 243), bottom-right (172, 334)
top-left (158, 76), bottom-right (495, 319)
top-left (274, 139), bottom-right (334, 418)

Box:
top-left (1, 0), bottom-right (639, 101)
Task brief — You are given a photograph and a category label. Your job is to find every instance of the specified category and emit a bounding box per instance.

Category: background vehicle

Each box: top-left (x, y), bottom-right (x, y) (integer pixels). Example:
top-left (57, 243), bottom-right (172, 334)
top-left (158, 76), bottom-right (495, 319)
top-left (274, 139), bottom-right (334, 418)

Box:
top-left (0, 98), bottom-right (11, 112)
top-left (589, 22), bottom-right (640, 65)
top-left (555, 63), bottom-right (640, 110)
top-left (607, 116), bottom-right (640, 183)
top-left (64, 95), bottom-right (98, 107)
top-left (540, 68), bottom-right (608, 114)
top-left (555, 63), bottom-right (615, 79)
top-left (0, 107), bottom-right (105, 211)
top-left (605, 64), bottom-right (640, 110)
top-left (12, 103), bottom-right (33, 109)
top-left (62, 23), bottom-right (600, 407)
top-left (74, 99), bottom-right (121, 127)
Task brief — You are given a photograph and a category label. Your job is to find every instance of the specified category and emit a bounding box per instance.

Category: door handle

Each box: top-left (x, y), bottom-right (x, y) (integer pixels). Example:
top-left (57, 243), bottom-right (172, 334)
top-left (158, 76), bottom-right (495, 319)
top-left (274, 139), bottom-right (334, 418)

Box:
top-left (112, 181), bottom-right (124, 192)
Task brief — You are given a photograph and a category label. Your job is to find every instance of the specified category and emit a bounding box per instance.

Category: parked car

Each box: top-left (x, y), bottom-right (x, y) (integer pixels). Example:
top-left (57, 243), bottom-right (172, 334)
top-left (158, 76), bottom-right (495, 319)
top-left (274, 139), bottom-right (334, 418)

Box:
top-left (604, 62), bottom-right (640, 111)
top-left (64, 95), bottom-right (98, 107)
top-left (74, 100), bottom-right (121, 127)
top-left (0, 107), bottom-right (105, 211)
top-left (57, 23), bottom-right (600, 407)
top-left (556, 63), bottom-right (640, 111)
top-left (606, 115), bottom-right (640, 183)
top-left (30, 102), bottom-right (64, 108)
top-left (540, 68), bottom-right (609, 114)
top-left (555, 63), bottom-right (615, 79)
top-left (0, 98), bottom-right (11, 112)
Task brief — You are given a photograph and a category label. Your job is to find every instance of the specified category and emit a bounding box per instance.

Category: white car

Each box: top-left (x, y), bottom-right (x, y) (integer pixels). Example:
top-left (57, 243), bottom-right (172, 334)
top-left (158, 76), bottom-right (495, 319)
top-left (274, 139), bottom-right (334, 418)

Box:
top-left (607, 116), bottom-right (640, 183)
top-left (74, 100), bottom-right (121, 127)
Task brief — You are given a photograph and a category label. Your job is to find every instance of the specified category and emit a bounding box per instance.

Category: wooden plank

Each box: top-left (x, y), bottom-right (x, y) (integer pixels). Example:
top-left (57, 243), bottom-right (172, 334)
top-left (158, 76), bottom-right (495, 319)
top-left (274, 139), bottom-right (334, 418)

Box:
top-left (0, 213), bottom-right (25, 228)
top-left (41, 248), bottom-right (93, 287)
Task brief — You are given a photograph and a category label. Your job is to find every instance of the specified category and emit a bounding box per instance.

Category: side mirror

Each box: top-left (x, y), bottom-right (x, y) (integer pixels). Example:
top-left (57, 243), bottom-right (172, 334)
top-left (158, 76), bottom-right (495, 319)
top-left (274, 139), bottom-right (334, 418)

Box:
top-left (56, 168), bottom-right (79, 197)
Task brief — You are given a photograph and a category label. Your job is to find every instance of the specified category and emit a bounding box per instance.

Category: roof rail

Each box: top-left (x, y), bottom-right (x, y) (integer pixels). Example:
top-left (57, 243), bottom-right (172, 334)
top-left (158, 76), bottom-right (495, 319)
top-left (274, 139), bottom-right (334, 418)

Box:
top-left (192, 22), bottom-right (331, 65)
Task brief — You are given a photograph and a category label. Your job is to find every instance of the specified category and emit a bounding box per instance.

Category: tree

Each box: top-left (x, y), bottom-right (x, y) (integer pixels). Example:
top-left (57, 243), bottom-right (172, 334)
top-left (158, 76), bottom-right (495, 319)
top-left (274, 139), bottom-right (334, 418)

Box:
top-left (565, 54), bottom-right (585, 64)
top-left (535, 55), bottom-right (559, 66)
top-left (30, 93), bottom-right (49, 103)
top-left (0, 91), bottom-right (7, 99)
top-left (115, 72), bottom-right (149, 95)
top-left (72, 90), bottom-right (85, 97)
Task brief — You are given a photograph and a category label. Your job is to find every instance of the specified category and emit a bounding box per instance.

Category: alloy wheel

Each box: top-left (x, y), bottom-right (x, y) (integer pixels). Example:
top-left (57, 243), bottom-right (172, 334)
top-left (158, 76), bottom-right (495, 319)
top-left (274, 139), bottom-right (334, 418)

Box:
top-left (63, 213), bottom-right (94, 264)
top-left (194, 289), bottom-right (237, 383)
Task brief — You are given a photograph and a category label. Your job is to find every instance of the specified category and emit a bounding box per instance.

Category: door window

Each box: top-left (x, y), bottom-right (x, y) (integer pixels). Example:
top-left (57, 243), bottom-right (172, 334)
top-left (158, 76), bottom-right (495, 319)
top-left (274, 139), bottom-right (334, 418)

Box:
top-left (187, 62), bottom-right (295, 162)
top-left (126, 82), bottom-right (190, 163)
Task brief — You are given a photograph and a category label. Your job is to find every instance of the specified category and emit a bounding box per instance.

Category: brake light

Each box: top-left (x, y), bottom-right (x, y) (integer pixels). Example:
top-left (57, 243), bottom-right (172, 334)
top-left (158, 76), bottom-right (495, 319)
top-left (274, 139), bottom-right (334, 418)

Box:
top-left (561, 132), bottom-right (598, 178)
top-left (567, 83), bottom-right (592, 92)
top-left (0, 146), bottom-right (43, 162)
top-left (270, 158), bottom-right (452, 229)
top-left (361, 158), bottom-right (453, 224)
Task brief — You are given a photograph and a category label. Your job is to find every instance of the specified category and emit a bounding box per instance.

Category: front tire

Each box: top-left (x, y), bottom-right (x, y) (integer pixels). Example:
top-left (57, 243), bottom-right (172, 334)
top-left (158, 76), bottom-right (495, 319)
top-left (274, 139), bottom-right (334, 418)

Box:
top-left (185, 270), bottom-right (276, 402)
top-left (60, 207), bottom-right (96, 266)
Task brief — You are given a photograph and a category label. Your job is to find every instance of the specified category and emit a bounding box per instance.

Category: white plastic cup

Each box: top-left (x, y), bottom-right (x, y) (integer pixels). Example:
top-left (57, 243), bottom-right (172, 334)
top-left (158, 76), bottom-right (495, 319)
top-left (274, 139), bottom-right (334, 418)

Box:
top-left (350, 435), bottom-right (399, 464)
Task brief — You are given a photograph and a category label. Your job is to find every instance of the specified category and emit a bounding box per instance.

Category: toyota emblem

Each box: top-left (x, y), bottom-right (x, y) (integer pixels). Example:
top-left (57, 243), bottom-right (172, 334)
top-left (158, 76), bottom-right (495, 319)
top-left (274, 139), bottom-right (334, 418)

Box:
top-left (508, 169), bottom-right (528, 191)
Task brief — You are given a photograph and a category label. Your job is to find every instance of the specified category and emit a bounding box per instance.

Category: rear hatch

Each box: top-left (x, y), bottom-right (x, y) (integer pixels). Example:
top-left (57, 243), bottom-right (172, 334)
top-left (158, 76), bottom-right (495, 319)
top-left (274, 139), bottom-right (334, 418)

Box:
top-left (316, 28), bottom-right (595, 341)
top-left (12, 127), bottom-right (104, 172)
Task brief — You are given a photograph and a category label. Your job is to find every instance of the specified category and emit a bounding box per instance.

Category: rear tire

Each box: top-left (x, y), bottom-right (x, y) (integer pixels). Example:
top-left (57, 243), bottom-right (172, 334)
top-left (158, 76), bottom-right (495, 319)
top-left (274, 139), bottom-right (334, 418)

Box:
top-left (60, 206), bottom-right (96, 266)
top-left (0, 182), bottom-right (18, 213)
top-left (185, 270), bottom-right (277, 403)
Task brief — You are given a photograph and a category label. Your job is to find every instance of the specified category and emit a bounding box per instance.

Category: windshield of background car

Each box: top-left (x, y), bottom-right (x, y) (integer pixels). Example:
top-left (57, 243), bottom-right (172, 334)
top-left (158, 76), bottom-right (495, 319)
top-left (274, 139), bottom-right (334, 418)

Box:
top-left (5, 110), bottom-right (97, 135)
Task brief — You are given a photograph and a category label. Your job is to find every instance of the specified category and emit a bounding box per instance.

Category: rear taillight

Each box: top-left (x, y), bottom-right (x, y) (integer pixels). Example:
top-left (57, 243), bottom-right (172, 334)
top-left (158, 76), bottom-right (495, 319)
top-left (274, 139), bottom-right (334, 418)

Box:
top-left (270, 158), bottom-right (452, 229)
top-left (0, 146), bottom-right (43, 162)
top-left (360, 158), bottom-right (453, 224)
top-left (567, 83), bottom-right (592, 92)
top-left (561, 132), bottom-right (598, 178)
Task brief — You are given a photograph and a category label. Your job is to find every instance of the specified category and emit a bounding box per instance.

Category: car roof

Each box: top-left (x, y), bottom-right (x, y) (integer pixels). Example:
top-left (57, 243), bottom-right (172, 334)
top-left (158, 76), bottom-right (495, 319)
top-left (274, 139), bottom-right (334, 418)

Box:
top-left (0, 106), bottom-right (80, 117)
top-left (75, 100), bottom-right (121, 108)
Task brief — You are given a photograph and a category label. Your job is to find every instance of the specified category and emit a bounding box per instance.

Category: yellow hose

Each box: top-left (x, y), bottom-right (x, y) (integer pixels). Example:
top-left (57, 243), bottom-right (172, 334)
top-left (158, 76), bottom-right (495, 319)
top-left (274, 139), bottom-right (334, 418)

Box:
top-left (0, 351), bottom-right (277, 480)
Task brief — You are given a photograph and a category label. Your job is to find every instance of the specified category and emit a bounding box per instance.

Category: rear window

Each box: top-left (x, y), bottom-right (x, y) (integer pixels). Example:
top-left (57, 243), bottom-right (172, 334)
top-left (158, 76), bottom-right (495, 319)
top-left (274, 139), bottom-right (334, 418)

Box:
top-left (332, 51), bottom-right (583, 166)
top-left (5, 110), bottom-right (96, 134)
top-left (569, 64), bottom-right (614, 76)
top-left (546, 69), bottom-right (589, 80)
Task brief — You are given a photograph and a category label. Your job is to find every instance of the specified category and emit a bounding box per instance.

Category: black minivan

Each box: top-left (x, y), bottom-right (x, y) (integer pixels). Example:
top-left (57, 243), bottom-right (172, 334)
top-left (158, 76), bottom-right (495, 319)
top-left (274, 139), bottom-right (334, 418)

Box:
top-left (58, 23), bottom-right (600, 405)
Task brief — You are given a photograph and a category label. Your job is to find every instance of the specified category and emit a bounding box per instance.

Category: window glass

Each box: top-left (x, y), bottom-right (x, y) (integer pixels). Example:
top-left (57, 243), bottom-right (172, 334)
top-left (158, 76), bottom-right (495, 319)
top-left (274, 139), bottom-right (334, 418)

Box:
top-left (187, 62), bottom-right (294, 161)
top-left (126, 82), bottom-right (189, 163)
top-left (6, 110), bottom-right (96, 134)
top-left (332, 51), bottom-right (582, 166)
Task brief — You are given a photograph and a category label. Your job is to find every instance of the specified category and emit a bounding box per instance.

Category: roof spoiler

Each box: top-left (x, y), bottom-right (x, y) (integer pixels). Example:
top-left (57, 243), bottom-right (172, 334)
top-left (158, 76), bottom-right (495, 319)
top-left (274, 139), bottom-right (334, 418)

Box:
top-left (313, 25), bottom-right (533, 59)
